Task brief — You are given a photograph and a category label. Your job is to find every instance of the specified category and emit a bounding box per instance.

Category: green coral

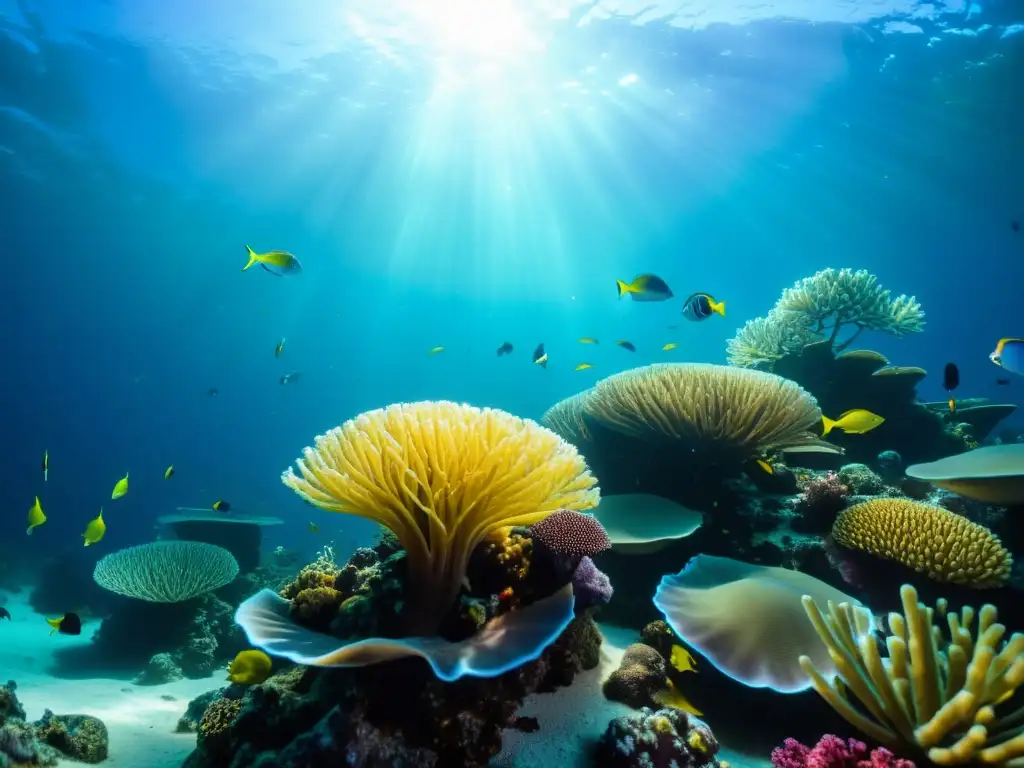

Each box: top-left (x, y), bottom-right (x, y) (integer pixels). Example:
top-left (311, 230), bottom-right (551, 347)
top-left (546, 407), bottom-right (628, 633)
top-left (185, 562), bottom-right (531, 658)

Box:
top-left (728, 268), bottom-right (925, 368)
top-left (33, 712), bottom-right (109, 763)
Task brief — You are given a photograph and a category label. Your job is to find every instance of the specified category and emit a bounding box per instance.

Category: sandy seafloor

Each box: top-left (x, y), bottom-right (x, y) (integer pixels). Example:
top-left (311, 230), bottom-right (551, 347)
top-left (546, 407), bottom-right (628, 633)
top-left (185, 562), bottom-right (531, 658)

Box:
top-left (1, 590), bottom-right (769, 768)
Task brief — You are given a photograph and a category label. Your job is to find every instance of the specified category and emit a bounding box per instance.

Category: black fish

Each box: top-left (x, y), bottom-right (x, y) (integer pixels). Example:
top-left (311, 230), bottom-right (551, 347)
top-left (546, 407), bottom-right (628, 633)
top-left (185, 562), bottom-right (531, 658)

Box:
top-left (943, 363), bottom-right (959, 391)
top-left (496, 341), bottom-right (513, 357)
top-left (616, 340), bottom-right (636, 352)
top-left (0, 606), bottom-right (10, 621)
top-left (997, 377), bottom-right (1011, 386)
top-left (48, 612), bottom-right (81, 636)
top-left (532, 344), bottom-right (548, 369)
top-left (1013, 220), bottom-right (1020, 233)
top-left (207, 388), bottom-right (219, 397)
top-left (212, 500), bottom-right (232, 512)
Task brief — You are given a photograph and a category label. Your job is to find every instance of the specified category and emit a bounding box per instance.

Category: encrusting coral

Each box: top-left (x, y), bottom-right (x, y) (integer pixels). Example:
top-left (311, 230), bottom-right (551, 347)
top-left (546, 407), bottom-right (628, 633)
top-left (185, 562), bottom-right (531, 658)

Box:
top-left (799, 583), bottom-right (1024, 766)
top-left (281, 400), bottom-right (599, 634)
top-left (831, 499), bottom-right (1012, 588)
top-left (727, 268), bottom-right (924, 367)
top-left (0, 681), bottom-right (110, 766)
top-left (595, 706), bottom-right (722, 768)
top-left (603, 643), bottom-right (668, 708)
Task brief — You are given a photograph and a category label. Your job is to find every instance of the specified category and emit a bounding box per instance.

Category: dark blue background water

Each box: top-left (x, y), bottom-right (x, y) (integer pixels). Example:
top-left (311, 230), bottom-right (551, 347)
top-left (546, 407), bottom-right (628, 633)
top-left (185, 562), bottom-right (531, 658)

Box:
top-left (2, 0), bottom-right (1022, 563)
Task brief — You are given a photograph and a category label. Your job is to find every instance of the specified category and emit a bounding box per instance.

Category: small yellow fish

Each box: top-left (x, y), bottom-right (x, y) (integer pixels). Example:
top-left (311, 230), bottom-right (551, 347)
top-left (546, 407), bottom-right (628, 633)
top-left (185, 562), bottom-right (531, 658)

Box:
top-left (663, 343), bottom-right (678, 351)
top-left (242, 245), bottom-right (302, 276)
top-left (578, 337), bottom-right (599, 344)
top-left (653, 678), bottom-right (703, 716)
top-left (164, 465), bottom-right (175, 480)
top-left (428, 346), bottom-right (445, 355)
top-left (227, 649), bottom-right (273, 685)
top-left (575, 363), bottom-right (594, 371)
top-left (212, 500), bottom-right (232, 512)
top-left (111, 472), bottom-right (129, 500)
top-left (822, 409), bottom-right (885, 436)
top-left (26, 496), bottom-right (46, 535)
top-left (948, 397), bottom-right (957, 415)
top-left (616, 273), bottom-right (673, 302)
top-left (275, 338), bottom-right (286, 358)
top-left (83, 509), bottom-right (106, 547)
top-left (308, 522), bottom-right (320, 534)
top-left (42, 449), bottom-right (48, 483)
top-left (670, 644), bottom-right (697, 674)
top-left (756, 459), bottom-right (774, 475)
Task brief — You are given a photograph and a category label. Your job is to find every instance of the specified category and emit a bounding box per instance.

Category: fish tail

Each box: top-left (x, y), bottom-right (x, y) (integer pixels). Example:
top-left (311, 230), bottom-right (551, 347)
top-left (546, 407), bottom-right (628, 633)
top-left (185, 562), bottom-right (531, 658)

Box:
top-left (242, 245), bottom-right (260, 271)
top-left (616, 280), bottom-right (631, 298)
top-left (26, 525), bottom-right (33, 536)
top-left (712, 300), bottom-right (726, 317)
top-left (821, 415), bottom-right (836, 436)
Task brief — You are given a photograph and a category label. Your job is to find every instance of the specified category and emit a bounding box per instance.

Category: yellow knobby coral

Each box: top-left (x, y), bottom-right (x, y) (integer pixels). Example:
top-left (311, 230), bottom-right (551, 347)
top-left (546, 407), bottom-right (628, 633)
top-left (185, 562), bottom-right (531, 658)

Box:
top-left (198, 698), bottom-right (242, 740)
top-left (832, 499), bottom-right (1012, 588)
top-left (282, 400), bottom-right (599, 634)
top-left (799, 584), bottom-right (1024, 766)
top-left (292, 586), bottom-right (342, 621)
top-left (583, 363), bottom-right (838, 457)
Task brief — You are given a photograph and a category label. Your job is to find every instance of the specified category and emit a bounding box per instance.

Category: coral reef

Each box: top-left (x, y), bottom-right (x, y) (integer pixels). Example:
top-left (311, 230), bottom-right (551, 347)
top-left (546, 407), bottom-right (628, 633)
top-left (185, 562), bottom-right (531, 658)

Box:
top-left (0, 681), bottom-right (109, 766)
top-left (572, 556), bottom-right (614, 610)
top-left (791, 471), bottom-right (850, 533)
top-left (603, 643), bottom-right (667, 708)
top-left (771, 735), bottom-right (915, 768)
top-left (595, 707), bottom-right (721, 768)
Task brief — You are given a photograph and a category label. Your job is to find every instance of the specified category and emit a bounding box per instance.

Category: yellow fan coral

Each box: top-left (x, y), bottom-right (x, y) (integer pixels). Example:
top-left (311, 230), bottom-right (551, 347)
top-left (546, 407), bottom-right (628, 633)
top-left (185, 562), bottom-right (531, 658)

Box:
top-left (583, 363), bottom-right (838, 457)
top-left (800, 584), bottom-right (1024, 766)
top-left (282, 400), bottom-right (600, 634)
top-left (832, 499), bottom-right (1012, 588)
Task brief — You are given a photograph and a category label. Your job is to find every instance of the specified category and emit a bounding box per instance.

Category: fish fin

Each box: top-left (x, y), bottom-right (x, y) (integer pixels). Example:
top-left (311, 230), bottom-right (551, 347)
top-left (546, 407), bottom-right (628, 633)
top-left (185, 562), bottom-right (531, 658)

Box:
top-left (260, 263), bottom-right (283, 276)
top-left (837, 409), bottom-right (861, 419)
top-left (242, 245), bottom-right (259, 271)
top-left (821, 415), bottom-right (836, 436)
top-left (616, 280), bottom-right (631, 298)
top-left (712, 300), bottom-right (726, 317)
top-left (26, 526), bottom-right (33, 536)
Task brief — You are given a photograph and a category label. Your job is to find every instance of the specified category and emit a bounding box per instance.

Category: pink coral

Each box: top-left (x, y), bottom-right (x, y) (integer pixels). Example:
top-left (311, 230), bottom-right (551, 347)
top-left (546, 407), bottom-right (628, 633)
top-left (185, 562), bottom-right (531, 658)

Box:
top-left (529, 510), bottom-right (611, 558)
top-left (797, 471), bottom-right (850, 520)
top-left (771, 736), bottom-right (914, 768)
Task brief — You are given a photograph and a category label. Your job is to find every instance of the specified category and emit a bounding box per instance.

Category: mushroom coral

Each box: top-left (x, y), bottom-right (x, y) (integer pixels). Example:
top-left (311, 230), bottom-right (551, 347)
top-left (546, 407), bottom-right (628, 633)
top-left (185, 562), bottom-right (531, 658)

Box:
top-left (281, 400), bottom-right (599, 635)
top-left (800, 584), bottom-right (1024, 766)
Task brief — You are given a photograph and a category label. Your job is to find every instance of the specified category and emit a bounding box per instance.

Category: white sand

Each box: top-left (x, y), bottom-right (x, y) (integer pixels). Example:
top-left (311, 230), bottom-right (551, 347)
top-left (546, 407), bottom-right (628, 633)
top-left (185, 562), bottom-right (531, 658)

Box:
top-left (0, 589), bottom-right (222, 767)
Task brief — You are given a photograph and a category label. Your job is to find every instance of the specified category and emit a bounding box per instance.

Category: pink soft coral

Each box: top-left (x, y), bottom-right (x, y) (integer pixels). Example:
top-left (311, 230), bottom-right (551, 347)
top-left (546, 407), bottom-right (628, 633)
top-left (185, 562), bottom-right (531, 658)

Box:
top-left (771, 736), bottom-right (914, 768)
top-left (796, 472), bottom-right (850, 526)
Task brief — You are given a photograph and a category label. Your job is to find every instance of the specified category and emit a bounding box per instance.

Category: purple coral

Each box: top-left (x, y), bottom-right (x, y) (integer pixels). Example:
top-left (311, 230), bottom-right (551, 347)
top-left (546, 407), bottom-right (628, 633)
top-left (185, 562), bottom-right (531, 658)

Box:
top-left (771, 736), bottom-right (915, 768)
top-left (793, 472), bottom-right (850, 533)
top-left (572, 556), bottom-right (613, 609)
top-left (530, 510), bottom-right (611, 558)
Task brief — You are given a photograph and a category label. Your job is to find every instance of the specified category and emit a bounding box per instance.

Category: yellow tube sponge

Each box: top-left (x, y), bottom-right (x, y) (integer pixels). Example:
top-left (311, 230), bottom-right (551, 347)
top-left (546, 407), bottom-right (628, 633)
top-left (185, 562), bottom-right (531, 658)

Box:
top-left (282, 400), bottom-right (599, 634)
top-left (832, 499), bottom-right (1012, 588)
top-left (799, 584), bottom-right (1024, 766)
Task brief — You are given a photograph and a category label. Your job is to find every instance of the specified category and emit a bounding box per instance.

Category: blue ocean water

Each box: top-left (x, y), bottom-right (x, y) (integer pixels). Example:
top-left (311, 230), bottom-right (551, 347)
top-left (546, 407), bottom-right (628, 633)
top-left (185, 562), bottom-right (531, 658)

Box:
top-left (1, 1), bottom-right (1023, 764)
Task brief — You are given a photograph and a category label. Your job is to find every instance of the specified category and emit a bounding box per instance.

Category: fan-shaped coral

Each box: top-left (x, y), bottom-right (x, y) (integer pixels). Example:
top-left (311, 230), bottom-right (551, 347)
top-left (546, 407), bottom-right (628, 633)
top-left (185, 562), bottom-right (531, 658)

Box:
top-left (799, 584), bottom-right (1024, 766)
top-left (583, 363), bottom-right (838, 459)
top-left (93, 541), bottom-right (239, 603)
top-left (906, 445), bottom-right (1024, 505)
top-left (542, 390), bottom-right (593, 444)
top-left (281, 400), bottom-right (599, 634)
top-left (831, 499), bottom-right (1012, 588)
top-left (592, 494), bottom-right (703, 554)
top-left (653, 555), bottom-right (864, 693)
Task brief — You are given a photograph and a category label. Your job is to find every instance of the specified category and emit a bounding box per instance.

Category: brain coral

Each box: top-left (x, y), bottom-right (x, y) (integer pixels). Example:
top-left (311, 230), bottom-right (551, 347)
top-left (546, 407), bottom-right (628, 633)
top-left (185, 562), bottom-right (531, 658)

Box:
top-left (831, 498), bottom-right (1012, 588)
top-left (529, 509), bottom-right (611, 558)
top-left (93, 541), bottom-right (239, 602)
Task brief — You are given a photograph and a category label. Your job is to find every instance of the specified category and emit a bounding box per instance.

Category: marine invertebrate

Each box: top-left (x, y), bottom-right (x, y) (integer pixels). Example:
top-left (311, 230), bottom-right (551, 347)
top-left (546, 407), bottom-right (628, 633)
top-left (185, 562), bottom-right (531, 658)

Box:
top-left (93, 541), bottom-right (239, 603)
top-left (837, 463), bottom-right (886, 495)
top-left (572, 556), bottom-right (613, 609)
top-left (796, 471), bottom-right (849, 518)
top-left (603, 643), bottom-right (668, 708)
top-left (906, 444), bottom-right (1024, 505)
top-left (584, 363), bottom-right (837, 458)
top-left (33, 711), bottom-right (109, 763)
top-left (799, 584), bottom-right (1024, 766)
top-left (591, 494), bottom-right (704, 554)
top-left (595, 707), bottom-right (720, 768)
top-left (652, 555), bottom-right (863, 693)
top-left (771, 735), bottom-right (915, 768)
top-left (281, 400), bottom-right (599, 634)
top-left (197, 697), bottom-right (242, 742)
top-left (831, 498), bottom-right (1012, 588)
top-left (529, 509), bottom-right (610, 559)
top-left (542, 389), bottom-right (593, 444)
top-left (728, 309), bottom-right (819, 368)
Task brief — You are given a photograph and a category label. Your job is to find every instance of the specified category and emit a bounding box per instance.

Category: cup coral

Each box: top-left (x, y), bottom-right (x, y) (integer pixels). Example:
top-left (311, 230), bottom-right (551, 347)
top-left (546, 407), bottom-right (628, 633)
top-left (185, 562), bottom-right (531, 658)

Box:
top-left (281, 400), bottom-right (599, 634)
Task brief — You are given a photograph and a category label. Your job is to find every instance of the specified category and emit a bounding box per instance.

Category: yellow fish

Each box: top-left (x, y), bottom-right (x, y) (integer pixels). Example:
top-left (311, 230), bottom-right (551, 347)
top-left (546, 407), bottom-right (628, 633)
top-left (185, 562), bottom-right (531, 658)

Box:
top-left (653, 678), bottom-right (703, 716)
top-left (822, 409), bottom-right (885, 436)
top-left (83, 509), bottom-right (106, 547)
top-left (26, 496), bottom-right (46, 535)
top-left (227, 649), bottom-right (273, 685)
top-left (164, 465), bottom-right (175, 480)
top-left (663, 343), bottom-right (678, 351)
top-left (615, 273), bottom-right (673, 302)
top-left (756, 459), bottom-right (774, 475)
top-left (242, 245), bottom-right (302, 276)
top-left (275, 338), bottom-right (286, 358)
top-left (670, 644), bottom-right (697, 674)
top-left (578, 337), bottom-right (599, 344)
top-left (308, 522), bottom-right (320, 533)
top-left (575, 363), bottom-right (594, 371)
top-left (428, 346), bottom-right (445, 355)
top-left (111, 472), bottom-right (129, 500)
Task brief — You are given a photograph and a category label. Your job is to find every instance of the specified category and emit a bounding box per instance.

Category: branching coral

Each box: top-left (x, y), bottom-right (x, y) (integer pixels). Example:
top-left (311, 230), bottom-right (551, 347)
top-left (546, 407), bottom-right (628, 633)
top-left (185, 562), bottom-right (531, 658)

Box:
top-left (282, 400), bottom-right (599, 635)
top-left (772, 735), bottom-right (915, 768)
top-left (799, 584), bottom-right (1024, 766)
top-left (728, 269), bottom-right (925, 367)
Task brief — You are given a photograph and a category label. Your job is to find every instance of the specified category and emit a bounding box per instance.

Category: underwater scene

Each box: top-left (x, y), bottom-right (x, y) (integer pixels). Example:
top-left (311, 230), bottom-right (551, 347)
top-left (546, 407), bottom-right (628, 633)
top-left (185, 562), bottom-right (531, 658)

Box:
top-left (3, 0), bottom-right (1024, 767)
